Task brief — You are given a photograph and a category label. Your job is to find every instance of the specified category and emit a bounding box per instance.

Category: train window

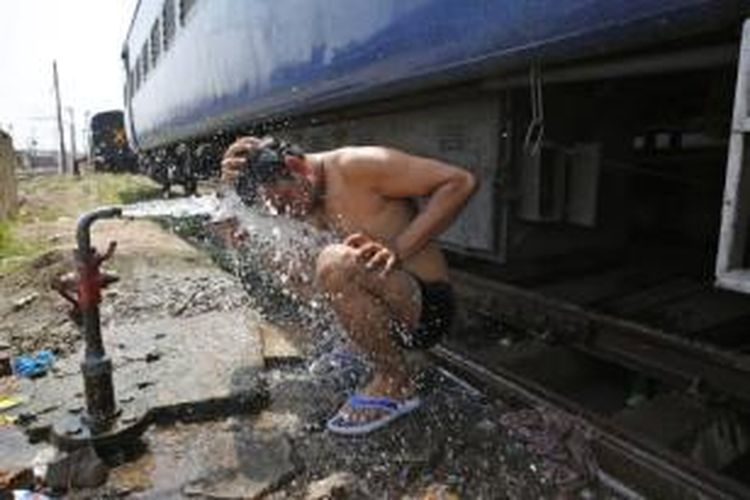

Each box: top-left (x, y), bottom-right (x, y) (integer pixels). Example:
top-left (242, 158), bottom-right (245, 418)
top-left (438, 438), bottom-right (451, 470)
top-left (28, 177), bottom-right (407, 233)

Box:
top-left (140, 54), bottom-right (146, 86)
top-left (134, 56), bottom-right (141, 91)
top-left (150, 21), bottom-right (161, 67)
top-left (179, 0), bottom-right (197, 26)
top-left (141, 41), bottom-right (149, 78)
top-left (162, 0), bottom-right (176, 51)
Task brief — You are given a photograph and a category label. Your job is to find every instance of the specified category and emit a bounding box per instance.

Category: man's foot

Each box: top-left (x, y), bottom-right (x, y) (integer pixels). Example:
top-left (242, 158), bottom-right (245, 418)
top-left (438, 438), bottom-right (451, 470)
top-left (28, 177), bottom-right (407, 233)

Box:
top-left (327, 373), bottom-right (419, 435)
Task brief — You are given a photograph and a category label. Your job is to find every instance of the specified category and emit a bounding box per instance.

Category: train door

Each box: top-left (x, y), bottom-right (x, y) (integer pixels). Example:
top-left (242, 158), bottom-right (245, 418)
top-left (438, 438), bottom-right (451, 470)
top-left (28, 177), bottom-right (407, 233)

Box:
top-left (717, 19), bottom-right (750, 293)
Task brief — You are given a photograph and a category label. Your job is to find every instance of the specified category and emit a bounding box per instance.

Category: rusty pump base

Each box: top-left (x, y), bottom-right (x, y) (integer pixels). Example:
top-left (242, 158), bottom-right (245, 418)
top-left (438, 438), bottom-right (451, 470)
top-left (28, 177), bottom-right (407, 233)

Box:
top-left (52, 207), bottom-right (148, 450)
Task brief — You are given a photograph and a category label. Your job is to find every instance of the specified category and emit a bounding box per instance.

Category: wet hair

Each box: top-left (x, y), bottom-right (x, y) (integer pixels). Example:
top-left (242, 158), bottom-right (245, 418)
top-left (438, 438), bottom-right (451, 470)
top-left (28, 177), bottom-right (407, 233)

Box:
top-left (235, 136), bottom-right (305, 204)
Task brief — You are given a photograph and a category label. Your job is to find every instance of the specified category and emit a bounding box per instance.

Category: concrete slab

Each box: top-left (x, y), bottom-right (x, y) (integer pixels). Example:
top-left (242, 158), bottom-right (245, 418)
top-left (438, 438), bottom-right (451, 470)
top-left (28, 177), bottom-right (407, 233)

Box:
top-left (182, 433), bottom-right (295, 499)
top-left (103, 418), bottom-right (296, 498)
top-left (10, 309), bottom-right (268, 446)
top-left (258, 320), bottom-right (304, 368)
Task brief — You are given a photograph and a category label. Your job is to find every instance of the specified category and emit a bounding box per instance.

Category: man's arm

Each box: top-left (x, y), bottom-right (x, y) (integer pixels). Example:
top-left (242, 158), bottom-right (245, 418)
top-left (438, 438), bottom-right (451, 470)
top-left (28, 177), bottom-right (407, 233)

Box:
top-left (340, 146), bottom-right (478, 262)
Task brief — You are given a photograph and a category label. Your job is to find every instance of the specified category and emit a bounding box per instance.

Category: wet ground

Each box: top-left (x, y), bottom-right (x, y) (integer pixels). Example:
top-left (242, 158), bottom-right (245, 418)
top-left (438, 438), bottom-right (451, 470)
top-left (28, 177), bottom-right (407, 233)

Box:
top-left (1, 180), bottom-right (615, 498)
top-left (90, 359), bottom-right (605, 499)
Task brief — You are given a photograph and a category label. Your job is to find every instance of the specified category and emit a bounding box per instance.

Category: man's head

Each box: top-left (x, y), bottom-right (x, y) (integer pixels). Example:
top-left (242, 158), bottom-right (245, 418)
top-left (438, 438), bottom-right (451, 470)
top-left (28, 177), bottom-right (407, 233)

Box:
top-left (222, 136), bottom-right (316, 216)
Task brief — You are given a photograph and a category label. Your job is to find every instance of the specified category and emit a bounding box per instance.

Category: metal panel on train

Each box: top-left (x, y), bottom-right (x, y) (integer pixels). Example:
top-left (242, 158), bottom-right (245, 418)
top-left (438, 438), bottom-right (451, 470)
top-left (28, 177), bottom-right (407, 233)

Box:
top-left (284, 98), bottom-right (502, 253)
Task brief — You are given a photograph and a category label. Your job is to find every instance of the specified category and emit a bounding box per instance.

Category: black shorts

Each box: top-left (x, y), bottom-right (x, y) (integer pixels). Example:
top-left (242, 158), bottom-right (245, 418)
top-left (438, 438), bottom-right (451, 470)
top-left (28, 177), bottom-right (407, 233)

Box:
top-left (391, 277), bottom-right (455, 349)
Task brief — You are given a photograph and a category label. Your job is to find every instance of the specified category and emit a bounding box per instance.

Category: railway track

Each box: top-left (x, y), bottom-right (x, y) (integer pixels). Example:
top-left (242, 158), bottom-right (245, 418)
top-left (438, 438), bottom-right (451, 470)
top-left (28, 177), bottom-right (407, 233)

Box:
top-left (431, 344), bottom-right (750, 499)
top-left (434, 270), bottom-right (750, 499)
top-left (450, 269), bottom-right (750, 409)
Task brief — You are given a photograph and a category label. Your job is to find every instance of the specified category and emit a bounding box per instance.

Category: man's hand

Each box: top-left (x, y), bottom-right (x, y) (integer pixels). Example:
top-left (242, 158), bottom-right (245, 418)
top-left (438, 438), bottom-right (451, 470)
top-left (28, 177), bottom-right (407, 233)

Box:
top-left (344, 233), bottom-right (398, 277)
top-left (221, 136), bottom-right (265, 184)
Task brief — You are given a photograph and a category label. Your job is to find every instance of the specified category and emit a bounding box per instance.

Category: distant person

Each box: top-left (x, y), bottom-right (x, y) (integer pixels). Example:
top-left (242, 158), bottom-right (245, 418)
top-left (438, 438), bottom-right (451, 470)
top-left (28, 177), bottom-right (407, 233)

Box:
top-left (220, 136), bottom-right (477, 435)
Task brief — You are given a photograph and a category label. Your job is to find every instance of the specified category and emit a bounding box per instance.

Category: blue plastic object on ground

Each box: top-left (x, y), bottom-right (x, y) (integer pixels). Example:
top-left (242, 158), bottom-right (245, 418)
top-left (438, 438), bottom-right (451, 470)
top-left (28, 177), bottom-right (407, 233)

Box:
top-left (12, 350), bottom-right (56, 378)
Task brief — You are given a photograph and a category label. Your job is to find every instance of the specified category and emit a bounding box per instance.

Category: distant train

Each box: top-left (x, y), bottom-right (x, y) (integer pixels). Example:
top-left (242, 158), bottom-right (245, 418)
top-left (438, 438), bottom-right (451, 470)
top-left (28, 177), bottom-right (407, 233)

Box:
top-left (89, 110), bottom-right (137, 173)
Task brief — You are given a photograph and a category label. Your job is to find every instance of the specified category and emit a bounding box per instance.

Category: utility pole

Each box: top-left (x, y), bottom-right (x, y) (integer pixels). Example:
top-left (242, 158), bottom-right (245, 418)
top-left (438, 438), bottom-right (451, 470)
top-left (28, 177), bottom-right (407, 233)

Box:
top-left (83, 110), bottom-right (91, 166)
top-left (29, 132), bottom-right (38, 170)
top-left (67, 107), bottom-right (79, 176)
top-left (53, 60), bottom-right (67, 174)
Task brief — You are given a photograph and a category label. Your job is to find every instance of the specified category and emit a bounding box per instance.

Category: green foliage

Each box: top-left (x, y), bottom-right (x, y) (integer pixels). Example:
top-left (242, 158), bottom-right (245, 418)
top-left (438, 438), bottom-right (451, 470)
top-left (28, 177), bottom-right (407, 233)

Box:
top-left (0, 220), bottom-right (16, 258)
top-left (18, 173), bottom-right (161, 220)
top-left (2, 173), bottom-right (161, 270)
top-left (0, 218), bottom-right (43, 271)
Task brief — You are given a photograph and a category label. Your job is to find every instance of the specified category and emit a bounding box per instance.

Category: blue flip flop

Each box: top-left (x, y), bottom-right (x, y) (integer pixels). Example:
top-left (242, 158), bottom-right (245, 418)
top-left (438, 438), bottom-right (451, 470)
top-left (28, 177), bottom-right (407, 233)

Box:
top-left (326, 394), bottom-right (421, 435)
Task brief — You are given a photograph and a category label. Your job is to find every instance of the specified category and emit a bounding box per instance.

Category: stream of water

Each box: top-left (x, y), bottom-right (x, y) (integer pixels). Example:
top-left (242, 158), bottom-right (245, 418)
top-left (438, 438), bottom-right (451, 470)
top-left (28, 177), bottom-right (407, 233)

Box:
top-left (120, 194), bottom-right (223, 219)
top-left (119, 191), bottom-right (344, 357)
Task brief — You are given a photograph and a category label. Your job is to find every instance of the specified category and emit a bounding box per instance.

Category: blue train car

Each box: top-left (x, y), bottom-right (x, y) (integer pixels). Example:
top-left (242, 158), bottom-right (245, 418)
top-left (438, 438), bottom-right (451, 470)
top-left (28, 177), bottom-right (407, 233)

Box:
top-left (123, 0), bottom-right (748, 152)
top-left (122, 0), bottom-right (749, 276)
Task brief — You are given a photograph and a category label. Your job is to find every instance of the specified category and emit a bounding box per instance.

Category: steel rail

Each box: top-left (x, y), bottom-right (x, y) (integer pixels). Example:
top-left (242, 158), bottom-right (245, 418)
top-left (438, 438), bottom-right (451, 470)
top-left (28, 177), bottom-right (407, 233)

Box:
top-left (450, 270), bottom-right (750, 410)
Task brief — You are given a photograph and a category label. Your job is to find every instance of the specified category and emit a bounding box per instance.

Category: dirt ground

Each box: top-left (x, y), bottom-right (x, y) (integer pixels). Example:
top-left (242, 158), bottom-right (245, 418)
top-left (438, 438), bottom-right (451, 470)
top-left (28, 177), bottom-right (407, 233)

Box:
top-left (0, 172), bottom-right (220, 357)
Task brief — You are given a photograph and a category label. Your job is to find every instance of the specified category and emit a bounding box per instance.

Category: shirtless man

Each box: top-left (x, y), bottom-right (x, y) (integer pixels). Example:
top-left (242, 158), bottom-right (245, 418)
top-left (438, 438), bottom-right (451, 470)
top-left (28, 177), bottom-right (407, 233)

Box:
top-left (221, 136), bottom-right (477, 435)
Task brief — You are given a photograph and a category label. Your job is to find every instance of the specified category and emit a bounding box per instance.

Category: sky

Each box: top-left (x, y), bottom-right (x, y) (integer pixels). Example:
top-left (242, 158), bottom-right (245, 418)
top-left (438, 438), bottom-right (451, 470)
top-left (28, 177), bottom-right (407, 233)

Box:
top-left (0, 0), bottom-right (138, 151)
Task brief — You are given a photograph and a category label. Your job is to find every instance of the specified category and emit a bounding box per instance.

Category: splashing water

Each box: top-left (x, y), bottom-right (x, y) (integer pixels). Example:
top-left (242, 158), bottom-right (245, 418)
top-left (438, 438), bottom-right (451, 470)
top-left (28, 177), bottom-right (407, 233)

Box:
top-left (119, 191), bottom-right (346, 361)
top-left (214, 192), bottom-right (344, 354)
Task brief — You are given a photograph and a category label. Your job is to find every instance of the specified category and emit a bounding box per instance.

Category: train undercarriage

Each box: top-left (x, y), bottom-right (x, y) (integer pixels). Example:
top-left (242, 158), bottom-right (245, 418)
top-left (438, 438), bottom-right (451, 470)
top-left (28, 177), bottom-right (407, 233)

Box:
top-left (424, 44), bottom-right (750, 496)
top-left (288, 41), bottom-right (750, 498)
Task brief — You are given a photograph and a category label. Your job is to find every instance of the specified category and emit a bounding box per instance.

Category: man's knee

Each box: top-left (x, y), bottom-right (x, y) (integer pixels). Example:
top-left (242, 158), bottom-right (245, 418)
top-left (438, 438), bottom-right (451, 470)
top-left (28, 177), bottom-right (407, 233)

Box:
top-left (315, 244), bottom-right (360, 292)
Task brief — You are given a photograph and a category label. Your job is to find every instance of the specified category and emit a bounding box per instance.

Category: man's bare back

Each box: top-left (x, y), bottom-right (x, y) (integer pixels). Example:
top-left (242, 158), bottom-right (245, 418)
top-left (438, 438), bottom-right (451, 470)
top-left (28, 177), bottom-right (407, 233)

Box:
top-left (307, 146), bottom-right (452, 283)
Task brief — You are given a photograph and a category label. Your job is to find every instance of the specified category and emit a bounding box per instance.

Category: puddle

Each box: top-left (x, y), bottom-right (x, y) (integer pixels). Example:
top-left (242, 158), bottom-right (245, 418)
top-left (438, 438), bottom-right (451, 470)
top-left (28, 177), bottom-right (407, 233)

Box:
top-left (83, 344), bottom-right (616, 499)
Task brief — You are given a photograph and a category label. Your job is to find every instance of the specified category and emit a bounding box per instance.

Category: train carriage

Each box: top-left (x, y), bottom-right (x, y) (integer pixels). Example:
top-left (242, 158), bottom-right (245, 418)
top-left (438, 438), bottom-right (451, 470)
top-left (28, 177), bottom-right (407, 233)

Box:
top-left (123, 2), bottom-right (750, 494)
